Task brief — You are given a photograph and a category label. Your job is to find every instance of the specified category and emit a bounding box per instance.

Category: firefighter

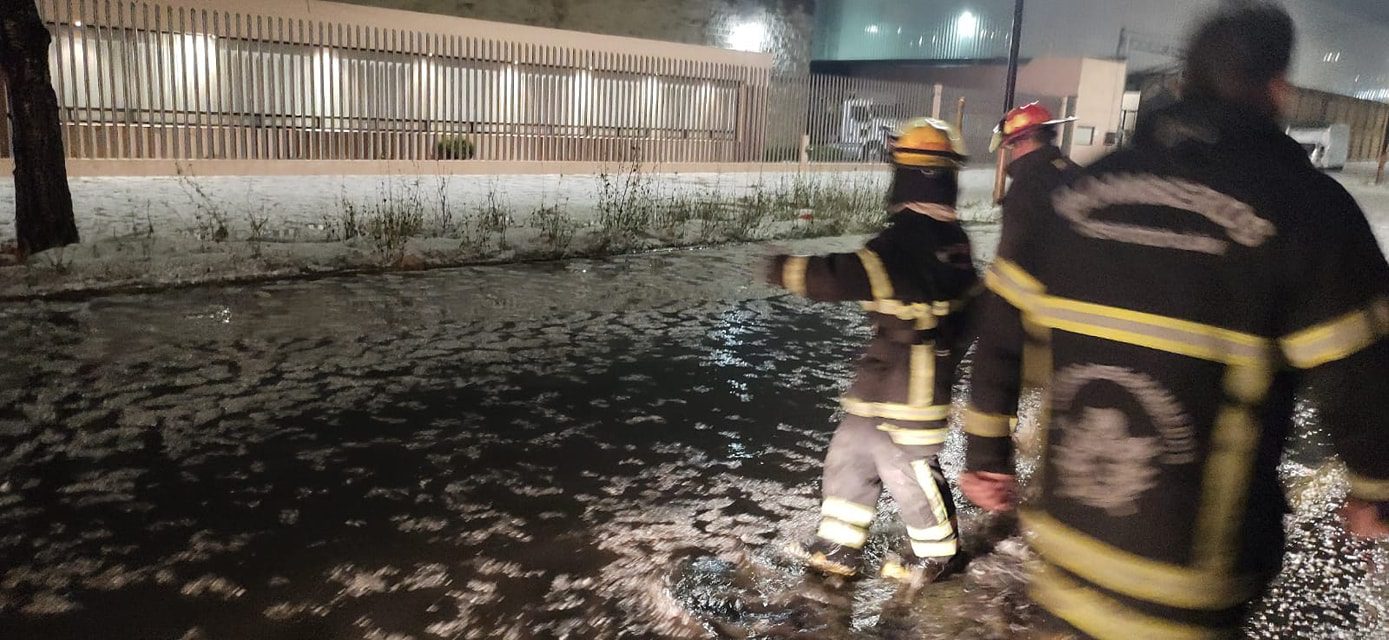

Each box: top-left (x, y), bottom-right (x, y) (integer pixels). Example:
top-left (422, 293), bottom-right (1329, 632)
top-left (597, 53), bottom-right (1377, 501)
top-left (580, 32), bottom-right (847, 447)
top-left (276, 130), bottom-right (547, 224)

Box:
top-left (767, 118), bottom-right (979, 584)
top-left (992, 103), bottom-right (1081, 391)
top-left (991, 103), bottom-right (1076, 175)
top-left (990, 102), bottom-right (1079, 213)
top-left (960, 5), bottom-right (1389, 639)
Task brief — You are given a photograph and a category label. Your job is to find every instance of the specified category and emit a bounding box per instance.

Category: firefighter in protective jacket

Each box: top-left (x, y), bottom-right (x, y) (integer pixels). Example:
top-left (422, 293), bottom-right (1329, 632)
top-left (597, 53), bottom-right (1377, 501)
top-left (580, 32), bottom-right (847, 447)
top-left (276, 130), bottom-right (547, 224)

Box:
top-left (992, 102), bottom-right (1081, 389)
top-left (961, 6), bottom-right (1389, 638)
top-left (768, 118), bottom-right (979, 583)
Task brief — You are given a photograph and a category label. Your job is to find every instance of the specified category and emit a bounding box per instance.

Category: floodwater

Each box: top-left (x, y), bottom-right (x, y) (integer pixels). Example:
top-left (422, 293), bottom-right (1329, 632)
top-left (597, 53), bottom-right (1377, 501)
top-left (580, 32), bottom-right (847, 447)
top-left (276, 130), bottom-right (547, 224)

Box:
top-left (0, 237), bottom-right (1384, 640)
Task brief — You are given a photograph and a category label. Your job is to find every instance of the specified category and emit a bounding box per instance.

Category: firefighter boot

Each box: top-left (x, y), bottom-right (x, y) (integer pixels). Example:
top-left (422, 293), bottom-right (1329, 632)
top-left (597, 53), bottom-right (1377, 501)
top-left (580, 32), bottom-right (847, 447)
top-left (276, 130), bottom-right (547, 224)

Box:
top-left (804, 541), bottom-right (862, 579)
top-left (880, 551), bottom-right (971, 588)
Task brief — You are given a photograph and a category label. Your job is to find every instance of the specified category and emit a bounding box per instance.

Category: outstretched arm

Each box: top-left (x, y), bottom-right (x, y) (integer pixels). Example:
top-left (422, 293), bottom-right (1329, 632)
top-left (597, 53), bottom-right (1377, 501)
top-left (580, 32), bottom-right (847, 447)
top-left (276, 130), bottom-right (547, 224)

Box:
top-left (767, 248), bottom-right (896, 303)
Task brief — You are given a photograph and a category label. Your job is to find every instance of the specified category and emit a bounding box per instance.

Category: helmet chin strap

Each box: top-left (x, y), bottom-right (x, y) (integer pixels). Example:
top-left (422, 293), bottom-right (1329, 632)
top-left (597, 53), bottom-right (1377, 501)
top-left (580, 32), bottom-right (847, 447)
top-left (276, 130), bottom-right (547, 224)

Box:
top-left (887, 202), bottom-right (959, 222)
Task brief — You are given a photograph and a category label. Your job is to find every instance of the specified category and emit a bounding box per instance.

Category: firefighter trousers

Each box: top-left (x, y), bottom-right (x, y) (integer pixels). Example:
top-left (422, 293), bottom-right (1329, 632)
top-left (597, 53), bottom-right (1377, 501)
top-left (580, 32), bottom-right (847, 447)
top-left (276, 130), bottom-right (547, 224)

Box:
top-left (815, 415), bottom-right (959, 560)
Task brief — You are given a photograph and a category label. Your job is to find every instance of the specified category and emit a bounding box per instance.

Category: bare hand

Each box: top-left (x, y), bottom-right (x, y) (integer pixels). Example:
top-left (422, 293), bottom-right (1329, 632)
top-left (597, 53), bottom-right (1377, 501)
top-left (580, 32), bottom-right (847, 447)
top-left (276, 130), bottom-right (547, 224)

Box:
top-left (960, 471), bottom-right (1017, 513)
top-left (1341, 499), bottom-right (1389, 539)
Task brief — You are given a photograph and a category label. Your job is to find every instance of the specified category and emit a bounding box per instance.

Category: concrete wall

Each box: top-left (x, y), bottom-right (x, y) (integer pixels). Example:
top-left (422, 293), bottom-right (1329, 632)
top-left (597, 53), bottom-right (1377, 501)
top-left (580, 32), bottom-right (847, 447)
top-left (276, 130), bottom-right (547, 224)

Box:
top-left (335, 0), bottom-right (817, 74)
top-left (1070, 59), bottom-right (1128, 165)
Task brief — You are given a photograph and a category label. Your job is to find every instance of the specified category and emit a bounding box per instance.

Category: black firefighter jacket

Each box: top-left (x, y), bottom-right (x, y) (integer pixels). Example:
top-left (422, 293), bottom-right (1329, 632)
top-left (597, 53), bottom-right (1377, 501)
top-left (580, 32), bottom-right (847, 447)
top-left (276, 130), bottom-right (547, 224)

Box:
top-left (771, 209), bottom-right (980, 437)
top-left (965, 98), bottom-right (1389, 636)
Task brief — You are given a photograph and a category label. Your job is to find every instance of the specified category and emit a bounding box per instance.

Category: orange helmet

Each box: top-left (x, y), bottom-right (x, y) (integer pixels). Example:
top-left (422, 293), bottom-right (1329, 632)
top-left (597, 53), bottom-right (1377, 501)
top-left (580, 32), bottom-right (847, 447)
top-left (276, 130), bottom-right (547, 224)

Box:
top-left (990, 102), bottom-right (1076, 152)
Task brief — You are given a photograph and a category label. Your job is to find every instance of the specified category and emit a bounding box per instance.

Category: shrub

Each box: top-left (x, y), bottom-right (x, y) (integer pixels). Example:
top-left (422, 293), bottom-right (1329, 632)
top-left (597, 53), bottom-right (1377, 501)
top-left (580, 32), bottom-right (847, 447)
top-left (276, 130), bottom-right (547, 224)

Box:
top-left (435, 136), bottom-right (476, 160)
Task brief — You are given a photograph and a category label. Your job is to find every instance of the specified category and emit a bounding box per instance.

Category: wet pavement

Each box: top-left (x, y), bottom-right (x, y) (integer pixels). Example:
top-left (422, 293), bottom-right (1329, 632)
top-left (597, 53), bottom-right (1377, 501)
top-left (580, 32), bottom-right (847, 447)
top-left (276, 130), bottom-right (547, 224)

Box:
top-left (0, 236), bottom-right (1385, 640)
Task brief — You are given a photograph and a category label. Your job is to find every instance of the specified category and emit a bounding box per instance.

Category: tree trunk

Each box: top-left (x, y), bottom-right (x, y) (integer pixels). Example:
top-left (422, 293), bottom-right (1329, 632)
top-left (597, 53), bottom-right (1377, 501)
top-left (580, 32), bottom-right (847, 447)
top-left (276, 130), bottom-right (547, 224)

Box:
top-left (0, 0), bottom-right (77, 256)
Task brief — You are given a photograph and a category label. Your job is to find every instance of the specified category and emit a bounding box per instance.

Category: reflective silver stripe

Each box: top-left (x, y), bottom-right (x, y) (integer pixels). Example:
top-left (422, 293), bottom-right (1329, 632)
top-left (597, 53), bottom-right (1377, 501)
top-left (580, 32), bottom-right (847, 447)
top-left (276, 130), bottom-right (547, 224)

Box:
top-left (842, 397), bottom-right (951, 422)
top-left (822, 498), bottom-right (876, 527)
top-left (910, 538), bottom-right (959, 559)
top-left (817, 519), bottom-right (869, 549)
top-left (881, 426), bottom-right (949, 446)
top-left (907, 521), bottom-right (956, 542)
top-left (911, 459), bottom-right (951, 525)
top-left (1034, 297), bottom-right (1270, 366)
top-left (1280, 299), bottom-right (1389, 369)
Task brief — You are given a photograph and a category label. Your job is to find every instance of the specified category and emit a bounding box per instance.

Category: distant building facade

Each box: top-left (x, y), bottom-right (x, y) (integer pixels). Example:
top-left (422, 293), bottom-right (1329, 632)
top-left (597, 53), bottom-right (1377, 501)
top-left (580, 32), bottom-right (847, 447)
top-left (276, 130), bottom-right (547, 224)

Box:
top-left (337, 0), bottom-right (818, 74)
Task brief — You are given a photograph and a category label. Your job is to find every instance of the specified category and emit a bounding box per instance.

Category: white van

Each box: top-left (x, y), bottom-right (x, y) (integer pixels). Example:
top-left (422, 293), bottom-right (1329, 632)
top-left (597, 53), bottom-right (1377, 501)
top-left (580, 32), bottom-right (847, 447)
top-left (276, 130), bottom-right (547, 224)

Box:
top-left (1287, 124), bottom-right (1350, 170)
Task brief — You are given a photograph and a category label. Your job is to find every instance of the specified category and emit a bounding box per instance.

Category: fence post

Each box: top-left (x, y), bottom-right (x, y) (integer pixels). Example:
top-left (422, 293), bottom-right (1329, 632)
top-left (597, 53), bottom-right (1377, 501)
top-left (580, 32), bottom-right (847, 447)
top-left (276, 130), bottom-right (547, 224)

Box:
top-left (954, 97), bottom-right (965, 133)
top-left (932, 83), bottom-right (943, 119)
top-left (1379, 110), bottom-right (1389, 185)
top-left (798, 132), bottom-right (809, 164)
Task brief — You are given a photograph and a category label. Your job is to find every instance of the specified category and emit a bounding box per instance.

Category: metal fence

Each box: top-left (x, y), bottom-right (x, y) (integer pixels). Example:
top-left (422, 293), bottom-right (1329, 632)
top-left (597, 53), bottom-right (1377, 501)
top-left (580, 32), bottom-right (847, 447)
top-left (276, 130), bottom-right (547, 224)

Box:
top-left (0, 0), bottom-right (1071, 170)
top-left (5, 0), bottom-right (772, 164)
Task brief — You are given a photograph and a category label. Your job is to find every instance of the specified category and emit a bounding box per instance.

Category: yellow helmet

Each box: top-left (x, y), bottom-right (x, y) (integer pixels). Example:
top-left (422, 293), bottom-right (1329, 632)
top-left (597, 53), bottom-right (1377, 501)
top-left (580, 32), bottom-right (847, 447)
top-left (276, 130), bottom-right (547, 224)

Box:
top-left (890, 118), bottom-right (968, 169)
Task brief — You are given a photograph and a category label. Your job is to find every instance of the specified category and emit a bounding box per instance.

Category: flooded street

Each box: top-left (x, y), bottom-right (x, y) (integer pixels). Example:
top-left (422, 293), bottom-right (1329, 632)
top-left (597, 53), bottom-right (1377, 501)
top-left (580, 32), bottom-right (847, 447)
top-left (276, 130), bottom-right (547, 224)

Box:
top-left (0, 235), bottom-right (1385, 639)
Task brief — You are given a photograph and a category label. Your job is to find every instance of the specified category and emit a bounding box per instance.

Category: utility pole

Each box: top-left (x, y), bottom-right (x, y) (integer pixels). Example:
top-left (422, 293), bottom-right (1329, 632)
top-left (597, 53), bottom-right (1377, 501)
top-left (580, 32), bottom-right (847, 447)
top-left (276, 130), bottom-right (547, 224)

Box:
top-left (994, 0), bottom-right (1026, 204)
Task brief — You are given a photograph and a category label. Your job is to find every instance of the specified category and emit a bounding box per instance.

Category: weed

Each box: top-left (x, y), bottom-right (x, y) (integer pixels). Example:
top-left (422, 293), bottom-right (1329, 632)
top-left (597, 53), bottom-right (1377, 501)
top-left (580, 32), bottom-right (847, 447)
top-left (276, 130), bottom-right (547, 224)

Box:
top-left (596, 158), bottom-right (658, 250)
top-left (475, 184), bottom-right (514, 250)
top-left (428, 175), bottom-right (466, 238)
top-left (530, 201), bottom-right (578, 257)
top-left (333, 179), bottom-right (428, 265)
top-left (175, 166), bottom-right (230, 242)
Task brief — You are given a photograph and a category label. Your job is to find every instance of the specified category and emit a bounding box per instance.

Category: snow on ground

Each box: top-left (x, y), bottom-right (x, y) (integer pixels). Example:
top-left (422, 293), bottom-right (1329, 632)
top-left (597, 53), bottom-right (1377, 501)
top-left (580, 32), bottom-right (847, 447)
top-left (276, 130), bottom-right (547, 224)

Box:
top-left (0, 167), bottom-right (1003, 298)
top-left (0, 168), bottom-right (886, 243)
top-left (2, 161), bottom-right (1386, 299)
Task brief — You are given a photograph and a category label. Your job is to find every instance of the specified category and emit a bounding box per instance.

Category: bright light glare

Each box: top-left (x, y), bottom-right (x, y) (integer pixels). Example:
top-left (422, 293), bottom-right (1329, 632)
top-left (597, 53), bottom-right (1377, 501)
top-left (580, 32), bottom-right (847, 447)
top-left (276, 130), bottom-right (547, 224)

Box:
top-left (956, 11), bottom-right (979, 39)
top-left (865, 24), bottom-right (880, 34)
top-left (727, 21), bottom-right (767, 53)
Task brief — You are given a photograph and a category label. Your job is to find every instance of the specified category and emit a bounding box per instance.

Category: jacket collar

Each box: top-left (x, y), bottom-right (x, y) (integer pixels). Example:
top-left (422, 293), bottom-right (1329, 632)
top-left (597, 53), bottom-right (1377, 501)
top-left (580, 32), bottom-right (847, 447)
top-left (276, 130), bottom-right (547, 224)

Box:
top-left (1006, 144), bottom-right (1067, 179)
top-left (887, 202), bottom-right (959, 222)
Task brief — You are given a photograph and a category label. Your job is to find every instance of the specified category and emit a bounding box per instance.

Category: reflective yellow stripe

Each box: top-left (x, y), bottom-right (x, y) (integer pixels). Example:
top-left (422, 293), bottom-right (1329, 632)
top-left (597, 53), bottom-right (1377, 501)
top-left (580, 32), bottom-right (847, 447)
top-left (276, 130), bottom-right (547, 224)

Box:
top-left (1029, 563), bottom-right (1232, 640)
top-left (782, 256), bottom-right (809, 297)
top-left (910, 538), bottom-right (959, 559)
top-left (1021, 510), bottom-right (1258, 610)
top-left (841, 397), bottom-right (951, 422)
top-left (908, 344), bottom-right (934, 407)
top-left (994, 258), bottom-right (1045, 293)
top-left (879, 424), bottom-right (949, 446)
top-left (964, 407), bottom-right (1013, 438)
top-left (986, 268), bottom-right (1040, 312)
top-left (1349, 471), bottom-right (1389, 501)
top-left (1034, 297), bottom-right (1270, 367)
top-left (906, 521), bottom-right (956, 542)
top-left (817, 519), bottom-right (869, 549)
top-left (1192, 394), bottom-right (1262, 568)
top-left (862, 299), bottom-right (933, 321)
top-left (1280, 299), bottom-right (1389, 369)
top-left (911, 459), bottom-right (951, 525)
top-left (822, 498), bottom-right (877, 527)
top-left (856, 249), bottom-right (895, 300)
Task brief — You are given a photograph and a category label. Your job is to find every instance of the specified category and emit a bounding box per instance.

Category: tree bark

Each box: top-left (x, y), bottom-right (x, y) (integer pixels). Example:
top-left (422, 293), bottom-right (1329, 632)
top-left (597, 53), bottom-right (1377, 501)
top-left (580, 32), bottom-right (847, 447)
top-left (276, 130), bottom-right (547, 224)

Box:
top-left (0, 0), bottom-right (77, 256)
